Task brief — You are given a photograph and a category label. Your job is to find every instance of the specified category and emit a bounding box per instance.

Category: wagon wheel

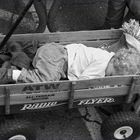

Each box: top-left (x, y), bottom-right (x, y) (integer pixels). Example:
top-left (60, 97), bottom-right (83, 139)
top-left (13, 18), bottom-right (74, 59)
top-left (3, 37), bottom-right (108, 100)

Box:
top-left (101, 112), bottom-right (140, 140)
top-left (0, 118), bottom-right (36, 140)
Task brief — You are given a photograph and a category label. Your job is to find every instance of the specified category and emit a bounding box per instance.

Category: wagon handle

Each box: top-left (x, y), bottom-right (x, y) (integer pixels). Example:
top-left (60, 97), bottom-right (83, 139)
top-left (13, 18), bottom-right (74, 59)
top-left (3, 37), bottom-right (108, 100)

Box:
top-left (0, 0), bottom-right (36, 50)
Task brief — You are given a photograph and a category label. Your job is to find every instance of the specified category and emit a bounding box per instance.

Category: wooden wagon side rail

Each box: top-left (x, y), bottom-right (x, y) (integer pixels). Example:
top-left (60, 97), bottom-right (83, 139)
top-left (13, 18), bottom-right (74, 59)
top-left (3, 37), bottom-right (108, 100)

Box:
top-left (0, 75), bottom-right (140, 115)
top-left (0, 29), bottom-right (123, 47)
top-left (0, 29), bottom-right (137, 115)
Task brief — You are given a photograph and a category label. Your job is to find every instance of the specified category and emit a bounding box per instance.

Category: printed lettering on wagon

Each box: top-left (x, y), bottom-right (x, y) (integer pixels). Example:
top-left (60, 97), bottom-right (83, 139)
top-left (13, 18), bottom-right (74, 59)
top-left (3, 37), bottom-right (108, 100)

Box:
top-left (22, 83), bottom-right (60, 94)
top-left (78, 98), bottom-right (115, 106)
top-left (26, 93), bottom-right (55, 100)
top-left (21, 102), bottom-right (58, 111)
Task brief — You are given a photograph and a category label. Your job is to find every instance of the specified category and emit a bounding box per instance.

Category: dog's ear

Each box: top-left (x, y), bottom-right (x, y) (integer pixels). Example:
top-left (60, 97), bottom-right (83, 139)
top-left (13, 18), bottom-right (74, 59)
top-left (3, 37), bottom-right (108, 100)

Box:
top-left (5, 41), bottom-right (23, 53)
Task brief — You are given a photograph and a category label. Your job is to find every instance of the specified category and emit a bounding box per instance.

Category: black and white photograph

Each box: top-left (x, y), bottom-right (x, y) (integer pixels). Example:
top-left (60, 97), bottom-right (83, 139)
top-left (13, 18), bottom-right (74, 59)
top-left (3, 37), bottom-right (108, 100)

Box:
top-left (0, 0), bottom-right (140, 140)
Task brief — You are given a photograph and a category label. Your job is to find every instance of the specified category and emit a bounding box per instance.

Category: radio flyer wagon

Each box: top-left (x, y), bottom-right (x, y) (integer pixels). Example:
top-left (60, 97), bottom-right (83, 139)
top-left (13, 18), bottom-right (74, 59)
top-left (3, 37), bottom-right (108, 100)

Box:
top-left (0, 29), bottom-right (140, 140)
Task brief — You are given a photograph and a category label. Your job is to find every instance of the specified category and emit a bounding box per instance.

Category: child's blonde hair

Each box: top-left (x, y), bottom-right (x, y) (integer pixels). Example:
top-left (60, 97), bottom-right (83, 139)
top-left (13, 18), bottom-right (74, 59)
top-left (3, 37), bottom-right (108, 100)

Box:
top-left (113, 48), bottom-right (140, 75)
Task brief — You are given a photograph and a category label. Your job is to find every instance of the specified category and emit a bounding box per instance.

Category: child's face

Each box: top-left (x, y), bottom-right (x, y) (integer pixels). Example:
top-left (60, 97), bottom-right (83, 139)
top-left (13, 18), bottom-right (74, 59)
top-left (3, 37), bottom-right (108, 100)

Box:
top-left (105, 58), bottom-right (116, 76)
top-left (105, 57), bottom-right (125, 76)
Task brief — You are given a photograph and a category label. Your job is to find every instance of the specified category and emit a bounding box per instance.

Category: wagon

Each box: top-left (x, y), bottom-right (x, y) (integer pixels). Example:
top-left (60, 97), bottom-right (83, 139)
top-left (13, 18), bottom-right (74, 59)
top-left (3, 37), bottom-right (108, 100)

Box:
top-left (0, 29), bottom-right (140, 140)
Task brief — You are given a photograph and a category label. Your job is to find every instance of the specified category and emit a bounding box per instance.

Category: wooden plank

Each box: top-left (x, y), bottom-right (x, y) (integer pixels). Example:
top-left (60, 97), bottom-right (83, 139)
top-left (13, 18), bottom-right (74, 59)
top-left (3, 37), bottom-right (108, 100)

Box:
top-left (74, 76), bottom-right (138, 89)
top-left (59, 40), bottom-right (117, 47)
top-left (0, 75), bottom-right (139, 96)
top-left (0, 29), bottom-right (122, 44)
top-left (0, 84), bottom-right (140, 105)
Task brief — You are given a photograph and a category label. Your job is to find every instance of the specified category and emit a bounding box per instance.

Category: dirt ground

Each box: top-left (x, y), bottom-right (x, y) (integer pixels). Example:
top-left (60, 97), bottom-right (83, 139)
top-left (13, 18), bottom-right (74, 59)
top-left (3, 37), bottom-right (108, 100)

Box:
top-left (35, 109), bottom-right (93, 140)
top-left (27, 107), bottom-right (103, 140)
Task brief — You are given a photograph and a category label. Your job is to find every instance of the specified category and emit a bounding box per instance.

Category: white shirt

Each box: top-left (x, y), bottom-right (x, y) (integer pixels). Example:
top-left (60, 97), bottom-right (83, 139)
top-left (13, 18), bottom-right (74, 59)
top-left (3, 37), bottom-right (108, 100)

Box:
top-left (65, 44), bottom-right (115, 80)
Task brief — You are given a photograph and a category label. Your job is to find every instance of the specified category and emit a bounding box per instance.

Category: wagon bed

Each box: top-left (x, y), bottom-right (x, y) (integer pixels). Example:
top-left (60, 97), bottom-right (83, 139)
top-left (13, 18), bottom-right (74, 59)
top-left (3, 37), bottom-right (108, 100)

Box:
top-left (0, 29), bottom-right (139, 115)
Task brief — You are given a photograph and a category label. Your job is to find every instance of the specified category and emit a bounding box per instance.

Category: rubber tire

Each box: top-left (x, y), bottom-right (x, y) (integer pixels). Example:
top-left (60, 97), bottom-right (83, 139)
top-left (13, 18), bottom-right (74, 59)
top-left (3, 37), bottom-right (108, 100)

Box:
top-left (101, 112), bottom-right (140, 140)
top-left (0, 118), bottom-right (36, 140)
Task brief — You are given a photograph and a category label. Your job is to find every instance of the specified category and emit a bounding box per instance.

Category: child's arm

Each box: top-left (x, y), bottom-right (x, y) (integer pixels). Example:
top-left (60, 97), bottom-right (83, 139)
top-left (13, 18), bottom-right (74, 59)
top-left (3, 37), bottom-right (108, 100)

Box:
top-left (78, 62), bottom-right (107, 80)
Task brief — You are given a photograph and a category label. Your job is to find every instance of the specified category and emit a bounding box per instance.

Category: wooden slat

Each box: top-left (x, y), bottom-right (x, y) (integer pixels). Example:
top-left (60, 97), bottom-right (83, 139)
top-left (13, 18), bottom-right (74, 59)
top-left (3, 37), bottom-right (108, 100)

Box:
top-left (0, 29), bottom-right (122, 44)
top-left (0, 85), bottom-right (140, 105)
top-left (0, 75), bottom-right (139, 106)
top-left (59, 40), bottom-right (117, 47)
top-left (0, 75), bottom-right (139, 96)
top-left (74, 76), bottom-right (140, 89)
